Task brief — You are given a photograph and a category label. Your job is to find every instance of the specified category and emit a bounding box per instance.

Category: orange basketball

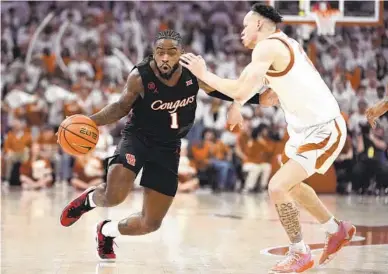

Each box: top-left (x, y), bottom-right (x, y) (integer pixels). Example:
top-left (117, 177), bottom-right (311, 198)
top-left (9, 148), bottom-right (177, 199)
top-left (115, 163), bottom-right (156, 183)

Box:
top-left (57, 114), bottom-right (99, 156)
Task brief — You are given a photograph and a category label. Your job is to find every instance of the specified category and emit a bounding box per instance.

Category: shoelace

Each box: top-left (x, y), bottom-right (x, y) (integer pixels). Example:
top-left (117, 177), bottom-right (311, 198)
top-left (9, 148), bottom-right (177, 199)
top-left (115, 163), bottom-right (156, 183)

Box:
top-left (67, 194), bottom-right (92, 218)
top-left (277, 251), bottom-right (302, 266)
top-left (67, 199), bottom-right (88, 218)
top-left (99, 236), bottom-right (118, 254)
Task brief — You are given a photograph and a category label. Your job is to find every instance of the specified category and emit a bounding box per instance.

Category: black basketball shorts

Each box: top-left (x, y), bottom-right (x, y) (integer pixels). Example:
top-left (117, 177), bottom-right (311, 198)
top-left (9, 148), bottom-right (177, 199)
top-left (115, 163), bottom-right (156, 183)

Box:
top-left (106, 132), bottom-right (180, 197)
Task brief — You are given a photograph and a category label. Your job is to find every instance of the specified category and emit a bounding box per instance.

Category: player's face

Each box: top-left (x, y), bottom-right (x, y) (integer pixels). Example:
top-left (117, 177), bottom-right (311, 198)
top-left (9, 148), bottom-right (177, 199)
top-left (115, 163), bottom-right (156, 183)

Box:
top-left (241, 12), bottom-right (261, 49)
top-left (153, 39), bottom-right (182, 79)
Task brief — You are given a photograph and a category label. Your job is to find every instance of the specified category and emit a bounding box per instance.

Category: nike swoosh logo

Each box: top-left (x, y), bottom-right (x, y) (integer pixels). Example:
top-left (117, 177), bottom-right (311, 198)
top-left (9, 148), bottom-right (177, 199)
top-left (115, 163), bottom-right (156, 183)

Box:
top-left (72, 143), bottom-right (92, 151)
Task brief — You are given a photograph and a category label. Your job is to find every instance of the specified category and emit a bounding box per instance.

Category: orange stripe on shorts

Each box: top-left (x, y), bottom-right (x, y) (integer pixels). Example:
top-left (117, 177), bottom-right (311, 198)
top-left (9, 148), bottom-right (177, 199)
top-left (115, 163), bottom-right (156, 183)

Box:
top-left (315, 121), bottom-right (342, 169)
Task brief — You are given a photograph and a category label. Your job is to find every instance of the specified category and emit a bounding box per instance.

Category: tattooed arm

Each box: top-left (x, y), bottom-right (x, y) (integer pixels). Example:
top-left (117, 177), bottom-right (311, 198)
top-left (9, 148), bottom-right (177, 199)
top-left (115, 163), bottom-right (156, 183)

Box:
top-left (90, 69), bottom-right (144, 126)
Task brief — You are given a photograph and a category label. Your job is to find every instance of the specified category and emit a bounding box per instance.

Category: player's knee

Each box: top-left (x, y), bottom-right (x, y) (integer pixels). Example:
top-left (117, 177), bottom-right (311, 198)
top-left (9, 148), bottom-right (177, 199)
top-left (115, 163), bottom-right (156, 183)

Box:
top-left (268, 179), bottom-right (287, 198)
top-left (142, 218), bottom-right (162, 233)
top-left (106, 193), bottom-right (127, 207)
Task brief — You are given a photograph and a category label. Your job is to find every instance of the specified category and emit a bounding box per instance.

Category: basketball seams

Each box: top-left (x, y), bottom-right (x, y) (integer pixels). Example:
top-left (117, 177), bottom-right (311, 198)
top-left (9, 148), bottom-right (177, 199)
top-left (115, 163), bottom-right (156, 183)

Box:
top-left (58, 115), bottom-right (99, 156)
top-left (60, 124), bottom-right (98, 145)
top-left (65, 122), bottom-right (98, 132)
top-left (61, 125), bottom-right (85, 154)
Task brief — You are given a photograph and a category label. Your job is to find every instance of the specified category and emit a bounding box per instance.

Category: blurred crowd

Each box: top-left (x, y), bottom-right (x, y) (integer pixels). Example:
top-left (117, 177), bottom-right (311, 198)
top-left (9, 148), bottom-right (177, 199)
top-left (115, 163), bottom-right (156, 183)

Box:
top-left (1, 1), bottom-right (388, 195)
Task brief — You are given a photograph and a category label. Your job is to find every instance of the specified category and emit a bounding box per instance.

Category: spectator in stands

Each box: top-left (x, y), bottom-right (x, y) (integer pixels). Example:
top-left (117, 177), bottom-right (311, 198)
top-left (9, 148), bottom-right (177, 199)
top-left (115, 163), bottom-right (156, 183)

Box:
top-left (202, 98), bottom-right (227, 132)
top-left (71, 154), bottom-right (104, 191)
top-left (67, 49), bottom-right (94, 83)
top-left (321, 45), bottom-right (340, 72)
top-left (332, 75), bottom-right (356, 115)
top-left (234, 120), bottom-right (252, 190)
top-left (177, 139), bottom-right (199, 193)
top-left (334, 131), bottom-right (354, 194)
top-left (241, 124), bottom-right (273, 193)
top-left (191, 128), bottom-right (235, 191)
top-left (37, 125), bottom-right (60, 181)
top-left (352, 125), bottom-right (388, 194)
top-left (19, 143), bottom-right (54, 190)
top-left (3, 118), bottom-right (32, 184)
top-left (376, 54), bottom-right (387, 81)
top-left (251, 106), bottom-right (272, 128)
top-left (23, 87), bottom-right (49, 139)
top-left (349, 99), bottom-right (368, 135)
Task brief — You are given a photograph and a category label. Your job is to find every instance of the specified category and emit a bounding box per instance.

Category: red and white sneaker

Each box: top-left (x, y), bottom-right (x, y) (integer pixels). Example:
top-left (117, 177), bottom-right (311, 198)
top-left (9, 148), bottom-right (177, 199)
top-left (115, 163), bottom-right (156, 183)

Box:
top-left (319, 221), bottom-right (356, 265)
top-left (270, 245), bottom-right (314, 273)
top-left (96, 220), bottom-right (117, 261)
top-left (60, 186), bottom-right (96, 227)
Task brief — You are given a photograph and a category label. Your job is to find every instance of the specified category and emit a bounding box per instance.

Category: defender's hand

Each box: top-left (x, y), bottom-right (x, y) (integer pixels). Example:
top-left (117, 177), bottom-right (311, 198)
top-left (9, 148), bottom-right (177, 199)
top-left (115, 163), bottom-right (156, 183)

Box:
top-left (179, 53), bottom-right (207, 79)
top-left (227, 102), bottom-right (243, 131)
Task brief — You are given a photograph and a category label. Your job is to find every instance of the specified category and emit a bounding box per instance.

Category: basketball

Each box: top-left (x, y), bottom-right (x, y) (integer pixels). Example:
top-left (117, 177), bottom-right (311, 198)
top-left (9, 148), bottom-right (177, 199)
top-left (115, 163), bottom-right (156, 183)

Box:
top-left (57, 114), bottom-right (99, 156)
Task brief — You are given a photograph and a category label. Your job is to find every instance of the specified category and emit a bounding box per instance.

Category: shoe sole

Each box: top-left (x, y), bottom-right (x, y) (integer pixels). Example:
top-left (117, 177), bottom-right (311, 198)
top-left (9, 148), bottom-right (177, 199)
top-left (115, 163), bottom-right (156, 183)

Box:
top-left (319, 225), bottom-right (356, 266)
top-left (268, 259), bottom-right (314, 273)
top-left (60, 186), bottom-right (96, 227)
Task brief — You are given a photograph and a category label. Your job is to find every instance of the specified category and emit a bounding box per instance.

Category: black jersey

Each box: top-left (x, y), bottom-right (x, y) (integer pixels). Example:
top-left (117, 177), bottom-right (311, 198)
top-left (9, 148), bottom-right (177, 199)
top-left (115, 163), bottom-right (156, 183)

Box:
top-left (123, 56), bottom-right (199, 146)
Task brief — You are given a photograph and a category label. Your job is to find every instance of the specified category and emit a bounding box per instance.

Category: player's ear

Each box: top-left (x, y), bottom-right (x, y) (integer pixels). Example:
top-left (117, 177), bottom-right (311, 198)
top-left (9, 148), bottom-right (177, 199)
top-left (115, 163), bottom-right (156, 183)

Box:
top-left (257, 20), bottom-right (263, 31)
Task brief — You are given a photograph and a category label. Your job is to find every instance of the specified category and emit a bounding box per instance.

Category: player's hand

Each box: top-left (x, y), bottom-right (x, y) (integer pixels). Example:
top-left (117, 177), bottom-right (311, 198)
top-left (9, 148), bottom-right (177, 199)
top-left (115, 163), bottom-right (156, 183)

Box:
top-left (366, 107), bottom-right (377, 129)
top-left (227, 102), bottom-right (244, 131)
top-left (179, 53), bottom-right (207, 79)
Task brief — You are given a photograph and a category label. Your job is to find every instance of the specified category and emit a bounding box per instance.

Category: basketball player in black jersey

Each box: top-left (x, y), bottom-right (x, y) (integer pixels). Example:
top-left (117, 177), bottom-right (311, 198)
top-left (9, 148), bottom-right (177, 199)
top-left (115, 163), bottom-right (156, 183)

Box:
top-left (59, 30), bottom-right (265, 260)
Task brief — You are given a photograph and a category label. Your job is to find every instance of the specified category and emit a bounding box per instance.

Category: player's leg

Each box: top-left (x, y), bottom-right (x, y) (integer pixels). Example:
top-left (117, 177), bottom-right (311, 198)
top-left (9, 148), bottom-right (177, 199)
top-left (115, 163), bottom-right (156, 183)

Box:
top-left (272, 117), bottom-right (355, 270)
top-left (60, 163), bottom-right (136, 227)
top-left (94, 151), bottom-right (179, 260)
top-left (290, 181), bottom-right (356, 266)
top-left (289, 182), bottom-right (333, 224)
top-left (92, 164), bottom-right (136, 207)
top-left (103, 160), bottom-right (177, 235)
top-left (120, 186), bottom-right (174, 235)
top-left (268, 159), bottom-right (315, 273)
top-left (95, 186), bottom-right (174, 260)
top-left (60, 135), bottom-right (146, 227)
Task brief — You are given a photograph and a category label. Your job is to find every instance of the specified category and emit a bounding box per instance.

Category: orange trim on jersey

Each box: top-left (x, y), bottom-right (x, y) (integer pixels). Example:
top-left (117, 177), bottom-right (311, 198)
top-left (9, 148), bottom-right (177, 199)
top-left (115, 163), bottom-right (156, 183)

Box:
top-left (281, 151), bottom-right (290, 165)
top-left (266, 37), bottom-right (295, 77)
top-left (297, 135), bottom-right (331, 154)
top-left (315, 121), bottom-right (342, 169)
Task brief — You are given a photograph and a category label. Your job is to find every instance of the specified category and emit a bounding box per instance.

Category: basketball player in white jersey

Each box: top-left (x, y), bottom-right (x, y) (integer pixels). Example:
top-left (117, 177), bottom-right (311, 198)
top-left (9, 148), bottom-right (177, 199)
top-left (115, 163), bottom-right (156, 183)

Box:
top-left (180, 4), bottom-right (356, 273)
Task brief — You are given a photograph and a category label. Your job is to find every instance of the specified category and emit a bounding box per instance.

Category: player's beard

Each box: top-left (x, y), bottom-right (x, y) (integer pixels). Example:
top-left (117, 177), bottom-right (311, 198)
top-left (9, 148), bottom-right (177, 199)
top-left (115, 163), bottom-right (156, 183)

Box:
top-left (155, 61), bottom-right (179, 80)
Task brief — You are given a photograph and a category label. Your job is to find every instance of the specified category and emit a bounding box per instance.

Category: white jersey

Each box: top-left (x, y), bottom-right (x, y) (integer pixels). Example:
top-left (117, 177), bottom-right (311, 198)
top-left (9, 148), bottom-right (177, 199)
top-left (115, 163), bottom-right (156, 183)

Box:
top-left (264, 31), bottom-right (341, 131)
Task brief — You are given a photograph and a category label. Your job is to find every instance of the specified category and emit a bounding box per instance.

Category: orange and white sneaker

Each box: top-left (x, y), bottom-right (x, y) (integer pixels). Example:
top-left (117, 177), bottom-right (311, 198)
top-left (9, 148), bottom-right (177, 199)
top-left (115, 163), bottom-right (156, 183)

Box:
top-left (270, 245), bottom-right (314, 273)
top-left (319, 220), bottom-right (356, 265)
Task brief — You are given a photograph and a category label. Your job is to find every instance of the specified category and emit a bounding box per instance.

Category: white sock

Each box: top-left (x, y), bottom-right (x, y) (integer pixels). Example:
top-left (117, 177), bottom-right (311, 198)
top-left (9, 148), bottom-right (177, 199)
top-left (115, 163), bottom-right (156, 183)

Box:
top-left (290, 240), bottom-right (307, 253)
top-left (322, 217), bottom-right (339, 234)
top-left (87, 191), bottom-right (96, 208)
top-left (101, 221), bottom-right (121, 237)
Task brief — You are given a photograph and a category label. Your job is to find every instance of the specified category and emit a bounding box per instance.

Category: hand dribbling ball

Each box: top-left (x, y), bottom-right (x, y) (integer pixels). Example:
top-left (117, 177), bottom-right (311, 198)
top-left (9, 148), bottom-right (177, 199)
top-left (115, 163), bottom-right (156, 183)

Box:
top-left (57, 114), bottom-right (99, 156)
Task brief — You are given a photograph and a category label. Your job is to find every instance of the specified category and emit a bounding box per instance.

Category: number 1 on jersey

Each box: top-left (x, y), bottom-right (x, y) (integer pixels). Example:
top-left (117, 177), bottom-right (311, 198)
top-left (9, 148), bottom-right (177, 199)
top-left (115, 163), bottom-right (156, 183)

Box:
top-left (170, 112), bottom-right (179, 129)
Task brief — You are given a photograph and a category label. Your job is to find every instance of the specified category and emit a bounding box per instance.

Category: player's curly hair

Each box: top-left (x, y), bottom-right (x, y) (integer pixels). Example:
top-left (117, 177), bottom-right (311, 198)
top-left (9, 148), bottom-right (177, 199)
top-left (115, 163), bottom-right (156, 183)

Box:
top-left (155, 29), bottom-right (182, 45)
top-left (251, 3), bottom-right (283, 24)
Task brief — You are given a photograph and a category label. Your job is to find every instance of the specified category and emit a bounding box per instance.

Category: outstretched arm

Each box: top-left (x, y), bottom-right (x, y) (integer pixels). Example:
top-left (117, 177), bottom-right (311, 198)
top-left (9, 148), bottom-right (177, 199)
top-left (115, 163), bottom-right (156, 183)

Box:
top-left (199, 80), bottom-right (266, 105)
top-left (89, 69), bottom-right (144, 126)
top-left (180, 39), bottom-right (277, 103)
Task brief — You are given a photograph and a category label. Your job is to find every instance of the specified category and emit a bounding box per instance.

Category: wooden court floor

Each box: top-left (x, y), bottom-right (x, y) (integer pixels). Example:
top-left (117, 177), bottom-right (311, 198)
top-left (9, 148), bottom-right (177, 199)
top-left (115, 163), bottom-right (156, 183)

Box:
top-left (1, 185), bottom-right (388, 274)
